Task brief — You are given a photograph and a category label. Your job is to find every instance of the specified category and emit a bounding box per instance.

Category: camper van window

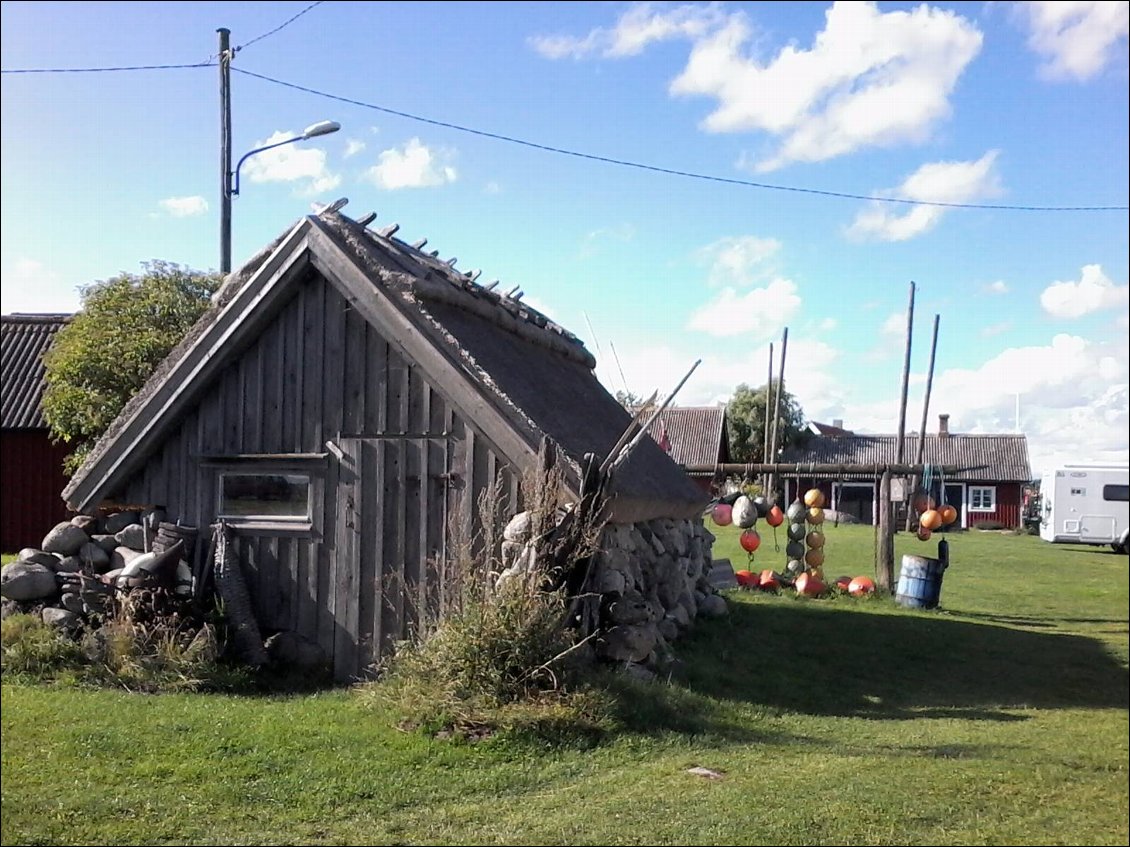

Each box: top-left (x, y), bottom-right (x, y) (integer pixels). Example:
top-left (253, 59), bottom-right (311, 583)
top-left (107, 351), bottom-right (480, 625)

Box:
top-left (969, 486), bottom-right (996, 512)
top-left (1103, 484), bottom-right (1129, 502)
top-left (219, 473), bottom-right (311, 520)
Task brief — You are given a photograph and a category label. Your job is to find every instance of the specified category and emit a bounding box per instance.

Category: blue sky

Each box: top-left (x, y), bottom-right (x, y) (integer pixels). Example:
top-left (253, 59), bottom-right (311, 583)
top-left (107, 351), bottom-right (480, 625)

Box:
top-left (2, 1), bottom-right (1127, 474)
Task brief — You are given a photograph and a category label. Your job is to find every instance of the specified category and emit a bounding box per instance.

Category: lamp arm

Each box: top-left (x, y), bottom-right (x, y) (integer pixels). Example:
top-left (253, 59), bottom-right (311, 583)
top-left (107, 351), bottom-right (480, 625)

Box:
top-left (231, 135), bottom-right (303, 197)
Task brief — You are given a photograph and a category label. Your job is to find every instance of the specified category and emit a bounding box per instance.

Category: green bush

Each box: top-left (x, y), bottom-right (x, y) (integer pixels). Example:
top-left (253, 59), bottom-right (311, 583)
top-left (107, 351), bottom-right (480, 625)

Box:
top-left (972, 519), bottom-right (1007, 531)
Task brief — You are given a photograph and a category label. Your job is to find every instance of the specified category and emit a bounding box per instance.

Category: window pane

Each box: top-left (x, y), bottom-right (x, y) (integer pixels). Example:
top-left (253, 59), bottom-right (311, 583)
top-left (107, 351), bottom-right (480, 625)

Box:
top-left (1103, 484), bottom-right (1129, 502)
top-left (220, 474), bottom-right (310, 518)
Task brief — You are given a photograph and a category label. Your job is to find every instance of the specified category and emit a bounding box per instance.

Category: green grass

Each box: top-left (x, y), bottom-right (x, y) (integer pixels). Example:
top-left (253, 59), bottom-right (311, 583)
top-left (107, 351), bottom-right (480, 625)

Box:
top-left (2, 528), bottom-right (1128, 846)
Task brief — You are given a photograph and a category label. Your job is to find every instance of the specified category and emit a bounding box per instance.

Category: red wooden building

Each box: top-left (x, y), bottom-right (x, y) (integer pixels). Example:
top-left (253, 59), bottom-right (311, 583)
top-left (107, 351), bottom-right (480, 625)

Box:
top-left (647, 406), bottom-right (731, 495)
top-left (1, 314), bottom-right (72, 550)
top-left (779, 414), bottom-right (1032, 529)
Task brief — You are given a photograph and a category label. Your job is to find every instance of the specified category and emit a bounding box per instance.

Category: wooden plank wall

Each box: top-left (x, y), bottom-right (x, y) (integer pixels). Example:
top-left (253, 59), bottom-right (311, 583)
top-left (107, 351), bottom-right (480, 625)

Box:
top-left (117, 271), bottom-right (520, 680)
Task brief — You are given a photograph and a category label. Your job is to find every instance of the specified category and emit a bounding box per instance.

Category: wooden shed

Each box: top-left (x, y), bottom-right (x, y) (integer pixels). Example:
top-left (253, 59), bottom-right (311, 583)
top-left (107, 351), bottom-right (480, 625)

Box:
top-left (1, 313), bottom-right (73, 550)
top-left (63, 205), bottom-right (707, 680)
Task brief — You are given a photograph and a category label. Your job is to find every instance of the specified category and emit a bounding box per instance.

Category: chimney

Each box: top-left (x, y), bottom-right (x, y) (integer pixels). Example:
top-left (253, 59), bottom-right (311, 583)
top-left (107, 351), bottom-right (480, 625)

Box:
top-left (833, 418), bottom-right (843, 429)
top-left (938, 413), bottom-right (950, 438)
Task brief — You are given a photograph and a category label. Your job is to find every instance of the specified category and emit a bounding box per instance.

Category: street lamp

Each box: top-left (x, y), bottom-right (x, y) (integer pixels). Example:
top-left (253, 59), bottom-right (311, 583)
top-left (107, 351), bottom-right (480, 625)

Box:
top-left (219, 119), bottom-right (340, 273)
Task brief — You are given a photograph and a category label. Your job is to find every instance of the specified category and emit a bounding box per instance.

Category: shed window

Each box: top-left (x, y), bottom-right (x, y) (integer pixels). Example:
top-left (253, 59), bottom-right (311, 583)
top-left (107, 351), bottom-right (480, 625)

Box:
top-left (219, 473), bottom-right (311, 520)
top-left (969, 486), bottom-right (996, 512)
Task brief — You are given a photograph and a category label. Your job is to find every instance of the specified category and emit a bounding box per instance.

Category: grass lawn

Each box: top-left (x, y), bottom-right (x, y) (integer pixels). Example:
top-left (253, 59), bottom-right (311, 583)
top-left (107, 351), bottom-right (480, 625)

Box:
top-left (2, 526), bottom-right (1128, 846)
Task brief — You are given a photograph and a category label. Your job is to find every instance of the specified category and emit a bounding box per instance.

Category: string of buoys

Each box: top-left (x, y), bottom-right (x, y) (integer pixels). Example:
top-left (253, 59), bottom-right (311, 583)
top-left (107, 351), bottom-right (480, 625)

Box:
top-left (716, 487), bottom-right (876, 599)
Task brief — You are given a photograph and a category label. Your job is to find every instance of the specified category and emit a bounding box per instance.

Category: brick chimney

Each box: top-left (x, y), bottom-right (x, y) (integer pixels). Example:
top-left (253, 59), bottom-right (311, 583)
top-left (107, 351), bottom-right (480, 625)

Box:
top-left (833, 418), bottom-right (843, 429)
top-left (938, 413), bottom-right (950, 438)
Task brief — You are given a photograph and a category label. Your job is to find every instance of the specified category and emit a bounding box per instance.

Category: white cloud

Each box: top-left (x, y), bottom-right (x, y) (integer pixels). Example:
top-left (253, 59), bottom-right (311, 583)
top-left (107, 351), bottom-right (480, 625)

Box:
top-left (697, 235), bottom-right (781, 286)
top-left (818, 317), bottom-right (838, 331)
top-left (672, 2), bottom-right (982, 170)
top-left (529, 2), bottom-right (726, 59)
top-left (157, 195), bottom-right (208, 217)
top-left (1040, 264), bottom-right (1129, 318)
top-left (846, 151), bottom-right (1002, 241)
top-left (533, 2), bottom-right (982, 169)
top-left (241, 131), bottom-right (341, 195)
top-left (365, 138), bottom-right (458, 190)
top-left (980, 321), bottom-right (1012, 338)
top-left (1016, 1), bottom-right (1130, 81)
top-left (579, 223), bottom-right (636, 258)
top-left (881, 311), bottom-right (907, 336)
top-left (1, 258), bottom-right (78, 313)
top-left (344, 139), bottom-right (367, 158)
top-left (687, 277), bottom-right (801, 338)
top-left (985, 280), bottom-right (1010, 294)
top-left (484, 181), bottom-right (502, 195)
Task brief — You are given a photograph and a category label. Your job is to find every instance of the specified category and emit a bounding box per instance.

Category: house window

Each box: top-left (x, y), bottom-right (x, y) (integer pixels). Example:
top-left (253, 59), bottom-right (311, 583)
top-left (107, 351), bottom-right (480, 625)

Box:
top-left (1103, 484), bottom-right (1129, 502)
top-left (219, 472), bottom-right (311, 520)
top-left (969, 486), bottom-right (996, 512)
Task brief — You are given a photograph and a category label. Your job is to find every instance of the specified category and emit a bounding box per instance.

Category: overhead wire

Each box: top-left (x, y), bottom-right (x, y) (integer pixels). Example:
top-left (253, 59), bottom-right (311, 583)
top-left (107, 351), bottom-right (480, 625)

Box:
top-left (235, 1), bottom-right (327, 53)
top-left (232, 66), bottom-right (1129, 213)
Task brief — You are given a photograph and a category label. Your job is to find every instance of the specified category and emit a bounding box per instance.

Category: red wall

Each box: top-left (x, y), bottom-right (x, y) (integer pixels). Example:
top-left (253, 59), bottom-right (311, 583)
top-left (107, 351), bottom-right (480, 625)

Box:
top-left (968, 483), bottom-right (1022, 529)
top-left (1, 431), bottom-right (72, 551)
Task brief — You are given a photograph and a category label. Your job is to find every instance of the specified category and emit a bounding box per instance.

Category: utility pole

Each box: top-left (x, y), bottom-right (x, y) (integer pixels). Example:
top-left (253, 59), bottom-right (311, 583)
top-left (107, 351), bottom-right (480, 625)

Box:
top-left (218, 28), bottom-right (232, 274)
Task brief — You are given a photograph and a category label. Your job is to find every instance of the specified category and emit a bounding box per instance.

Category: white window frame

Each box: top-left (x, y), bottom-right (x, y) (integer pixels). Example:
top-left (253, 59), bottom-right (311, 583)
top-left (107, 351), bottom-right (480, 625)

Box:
top-left (969, 485), bottom-right (996, 513)
top-left (217, 471), bottom-right (313, 523)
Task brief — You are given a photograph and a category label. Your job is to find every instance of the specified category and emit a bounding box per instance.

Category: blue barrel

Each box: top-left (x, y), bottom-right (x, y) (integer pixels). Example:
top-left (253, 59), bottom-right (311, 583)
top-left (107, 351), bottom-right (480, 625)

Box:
top-left (896, 554), bottom-right (947, 609)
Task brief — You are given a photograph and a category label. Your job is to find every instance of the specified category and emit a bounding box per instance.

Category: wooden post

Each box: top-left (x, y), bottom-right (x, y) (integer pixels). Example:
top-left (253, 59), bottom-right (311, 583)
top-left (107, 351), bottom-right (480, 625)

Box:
top-left (877, 468), bottom-right (894, 590)
top-left (768, 327), bottom-right (788, 501)
top-left (906, 313), bottom-right (940, 530)
top-left (762, 342), bottom-right (773, 487)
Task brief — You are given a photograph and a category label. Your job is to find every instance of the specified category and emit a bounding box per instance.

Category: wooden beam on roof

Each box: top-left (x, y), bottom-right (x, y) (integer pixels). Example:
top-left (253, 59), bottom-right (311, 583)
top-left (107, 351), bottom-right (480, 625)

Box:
top-left (682, 462), bottom-right (975, 476)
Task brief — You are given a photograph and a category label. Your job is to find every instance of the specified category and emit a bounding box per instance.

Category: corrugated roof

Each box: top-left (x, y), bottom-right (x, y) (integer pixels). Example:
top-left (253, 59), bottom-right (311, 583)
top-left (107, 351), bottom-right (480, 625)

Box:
top-left (650, 406), bottom-right (729, 470)
top-left (1, 314), bottom-right (71, 429)
top-left (780, 433), bottom-right (1032, 482)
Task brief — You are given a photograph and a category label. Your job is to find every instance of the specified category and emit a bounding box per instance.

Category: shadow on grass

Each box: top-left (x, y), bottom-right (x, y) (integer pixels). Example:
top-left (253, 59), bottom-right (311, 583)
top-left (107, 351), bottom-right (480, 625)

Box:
top-left (670, 595), bottom-right (1129, 721)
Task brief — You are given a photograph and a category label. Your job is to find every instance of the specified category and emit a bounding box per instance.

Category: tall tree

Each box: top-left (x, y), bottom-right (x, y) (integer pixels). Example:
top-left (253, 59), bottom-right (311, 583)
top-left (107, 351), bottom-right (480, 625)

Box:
top-left (43, 261), bottom-right (222, 473)
top-left (726, 380), bottom-right (807, 463)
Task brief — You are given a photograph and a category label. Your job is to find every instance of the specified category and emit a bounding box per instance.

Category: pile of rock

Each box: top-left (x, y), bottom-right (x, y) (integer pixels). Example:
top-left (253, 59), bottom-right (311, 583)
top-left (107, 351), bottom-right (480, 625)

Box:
top-left (0, 510), bottom-right (194, 631)
top-left (498, 511), bottom-right (727, 670)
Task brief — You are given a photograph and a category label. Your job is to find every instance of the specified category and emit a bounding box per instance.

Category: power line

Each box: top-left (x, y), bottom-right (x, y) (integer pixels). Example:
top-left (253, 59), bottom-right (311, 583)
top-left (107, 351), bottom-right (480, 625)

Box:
top-left (231, 67), bottom-right (1128, 213)
top-left (236, 1), bottom-right (327, 52)
top-left (2, 62), bottom-right (212, 74)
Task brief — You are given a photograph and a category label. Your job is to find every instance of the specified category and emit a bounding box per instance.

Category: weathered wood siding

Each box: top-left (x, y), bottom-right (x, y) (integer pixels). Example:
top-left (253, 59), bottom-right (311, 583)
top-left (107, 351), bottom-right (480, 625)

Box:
top-left (116, 271), bottom-right (521, 680)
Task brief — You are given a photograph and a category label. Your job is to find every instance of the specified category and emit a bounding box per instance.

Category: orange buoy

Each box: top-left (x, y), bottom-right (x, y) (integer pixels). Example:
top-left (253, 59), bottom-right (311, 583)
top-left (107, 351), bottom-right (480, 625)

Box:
top-left (835, 575), bottom-right (852, 592)
top-left (712, 503), bottom-right (733, 526)
top-left (803, 488), bottom-right (825, 509)
top-left (940, 504), bottom-right (958, 526)
top-left (795, 572), bottom-right (826, 597)
top-left (912, 492), bottom-right (936, 514)
top-left (848, 576), bottom-right (875, 596)
top-left (735, 569), bottom-right (756, 587)
top-left (759, 569), bottom-right (780, 590)
top-left (920, 509), bottom-right (943, 531)
top-left (766, 505), bottom-right (785, 527)
top-left (740, 528), bottom-right (761, 553)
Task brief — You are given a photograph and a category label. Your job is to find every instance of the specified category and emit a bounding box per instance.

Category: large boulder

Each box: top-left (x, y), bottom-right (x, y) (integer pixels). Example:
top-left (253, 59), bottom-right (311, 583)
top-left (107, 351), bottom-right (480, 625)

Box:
top-left (90, 534), bottom-right (120, 553)
top-left (1, 562), bottom-right (58, 601)
top-left (17, 549), bottom-right (58, 567)
top-left (70, 515), bottom-right (99, 533)
top-left (115, 524), bottom-right (147, 551)
top-left (110, 547), bottom-right (144, 571)
top-left (102, 511), bottom-right (139, 534)
top-left (598, 623), bottom-right (659, 663)
top-left (264, 631), bottom-right (328, 671)
top-left (41, 522), bottom-right (89, 556)
top-left (77, 542), bottom-right (111, 571)
top-left (42, 607), bottom-right (82, 632)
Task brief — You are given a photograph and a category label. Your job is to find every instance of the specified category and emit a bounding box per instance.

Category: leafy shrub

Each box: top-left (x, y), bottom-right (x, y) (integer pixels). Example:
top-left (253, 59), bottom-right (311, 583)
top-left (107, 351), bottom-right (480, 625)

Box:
top-left (972, 519), bottom-right (1007, 531)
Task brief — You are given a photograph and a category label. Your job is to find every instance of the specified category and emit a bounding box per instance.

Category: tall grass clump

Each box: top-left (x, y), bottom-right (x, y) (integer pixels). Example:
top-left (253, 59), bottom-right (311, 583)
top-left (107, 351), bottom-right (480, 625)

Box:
top-left (1, 588), bottom-right (247, 692)
top-left (370, 466), bottom-right (613, 741)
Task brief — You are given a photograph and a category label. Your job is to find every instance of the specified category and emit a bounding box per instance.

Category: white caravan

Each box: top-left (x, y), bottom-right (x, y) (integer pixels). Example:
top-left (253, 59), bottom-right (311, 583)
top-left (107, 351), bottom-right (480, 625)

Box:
top-left (1039, 464), bottom-right (1129, 553)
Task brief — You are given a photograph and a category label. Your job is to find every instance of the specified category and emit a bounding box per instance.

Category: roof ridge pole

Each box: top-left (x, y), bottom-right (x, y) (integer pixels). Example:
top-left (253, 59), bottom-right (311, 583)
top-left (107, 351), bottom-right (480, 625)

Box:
top-left (892, 281), bottom-right (915, 545)
top-left (767, 327), bottom-right (788, 504)
top-left (906, 312), bottom-right (940, 530)
top-left (762, 341), bottom-right (773, 493)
